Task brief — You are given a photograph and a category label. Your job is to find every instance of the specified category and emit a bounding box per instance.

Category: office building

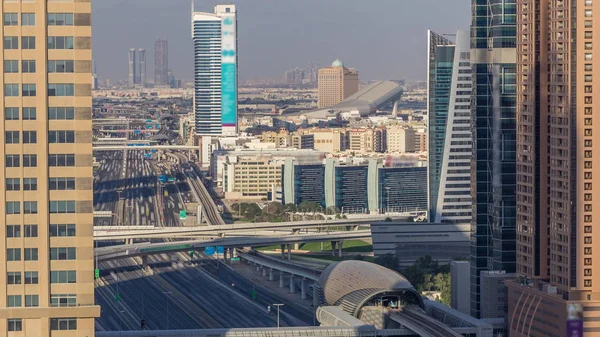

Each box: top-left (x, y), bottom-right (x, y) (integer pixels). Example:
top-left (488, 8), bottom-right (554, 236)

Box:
top-left (127, 48), bottom-right (145, 87)
top-left (325, 160), bottom-right (369, 213)
top-left (480, 271), bottom-right (514, 319)
top-left (506, 1), bottom-right (600, 336)
top-left (128, 48), bottom-right (136, 87)
top-left (317, 59), bottom-right (359, 108)
top-left (0, 2), bottom-right (100, 336)
top-left (427, 30), bottom-right (472, 226)
top-left (282, 159), bottom-right (325, 206)
top-left (222, 157), bottom-right (283, 199)
top-left (470, 0), bottom-right (517, 319)
top-left (192, 4), bottom-right (238, 135)
top-left (154, 37), bottom-right (168, 86)
top-left (451, 261), bottom-right (471, 315)
top-left (377, 166), bottom-right (427, 213)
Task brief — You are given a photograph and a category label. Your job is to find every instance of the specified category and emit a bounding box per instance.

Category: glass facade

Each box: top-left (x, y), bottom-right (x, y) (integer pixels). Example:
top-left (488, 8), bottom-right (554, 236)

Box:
top-left (470, 0), bottom-right (517, 319)
top-left (334, 166), bottom-right (368, 213)
top-left (293, 164), bottom-right (325, 206)
top-left (428, 43), bottom-right (455, 220)
top-left (379, 167), bottom-right (427, 213)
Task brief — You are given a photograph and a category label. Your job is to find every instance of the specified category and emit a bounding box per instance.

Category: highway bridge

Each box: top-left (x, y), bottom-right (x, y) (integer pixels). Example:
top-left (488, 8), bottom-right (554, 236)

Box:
top-left (93, 145), bottom-right (199, 151)
top-left (96, 327), bottom-right (414, 337)
top-left (93, 217), bottom-right (381, 241)
top-left (94, 231), bottom-right (370, 262)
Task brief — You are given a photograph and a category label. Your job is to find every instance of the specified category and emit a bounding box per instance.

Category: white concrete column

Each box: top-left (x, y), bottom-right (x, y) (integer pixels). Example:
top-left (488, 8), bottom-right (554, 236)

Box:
top-left (269, 268), bottom-right (274, 281)
top-left (287, 244), bottom-right (292, 260)
top-left (279, 271), bottom-right (285, 288)
top-left (338, 241), bottom-right (343, 257)
top-left (262, 268), bottom-right (267, 277)
top-left (313, 285), bottom-right (319, 307)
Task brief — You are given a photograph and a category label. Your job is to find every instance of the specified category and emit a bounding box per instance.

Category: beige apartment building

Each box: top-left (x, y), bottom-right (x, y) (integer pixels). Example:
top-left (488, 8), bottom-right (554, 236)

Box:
top-left (386, 125), bottom-right (416, 153)
top-left (0, 1), bottom-right (99, 336)
top-left (317, 59), bottom-right (358, 108)
top-left (304, 128), bottom-right (346, 153)
top-left (508, 1), bottom-right (600, 336)
top-left (345, 127), bottom-right (385, 153)
top-left (259, 130), bottom-right (314, 149)
top-left (415, 130), bottom-right (427, 152)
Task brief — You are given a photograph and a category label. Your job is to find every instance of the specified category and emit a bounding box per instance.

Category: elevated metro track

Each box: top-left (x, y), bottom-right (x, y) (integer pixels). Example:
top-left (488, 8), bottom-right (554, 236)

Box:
top-left (95, 231), bottom-right (370, 262)
top-left (93, 145), bottom-right (199, 151)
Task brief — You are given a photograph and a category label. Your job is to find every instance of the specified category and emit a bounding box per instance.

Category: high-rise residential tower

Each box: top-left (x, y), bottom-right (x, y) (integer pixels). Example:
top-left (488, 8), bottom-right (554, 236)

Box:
top-left (192, 4), bottom-right (238, 135)
top-left (427, 30), bottom-right (472, 226)
top-left (137, 48), bottom-right (146, 87)
top-left (0, 1), bottom-right (99, 336)
top-left (470, 0), bottom-right (517, 318)
top-left (128, 48), bottom-right (136, 87)
top-left (317, 59), bottom-right (359, 108)
top-left (154, 37), bottom-right (168, 86)
top-left (507, 1), bottom-right (600, 335)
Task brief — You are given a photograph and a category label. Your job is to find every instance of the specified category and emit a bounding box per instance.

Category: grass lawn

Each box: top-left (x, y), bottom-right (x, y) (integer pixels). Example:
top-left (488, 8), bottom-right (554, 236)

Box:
top-left (300, 240), bottom-right (372, 253)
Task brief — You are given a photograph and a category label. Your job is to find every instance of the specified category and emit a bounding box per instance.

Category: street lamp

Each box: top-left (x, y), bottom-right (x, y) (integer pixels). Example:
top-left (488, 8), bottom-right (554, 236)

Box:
top-left (272, 303), bottom-right (284, 329)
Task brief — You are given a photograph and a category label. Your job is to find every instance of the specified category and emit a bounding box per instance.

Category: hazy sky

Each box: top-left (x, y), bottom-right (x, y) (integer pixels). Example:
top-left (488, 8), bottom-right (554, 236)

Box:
top-left (93, 0), bottom-right (470, 82)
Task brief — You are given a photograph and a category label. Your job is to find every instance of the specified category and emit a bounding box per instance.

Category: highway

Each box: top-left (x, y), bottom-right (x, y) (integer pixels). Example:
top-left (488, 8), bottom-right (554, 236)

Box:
top-left (95, 253), bottom-right (308, 331)
top-left (94, 151), bottom-right (124, 226)
top-left (122, 150), bottom-right (160, 227)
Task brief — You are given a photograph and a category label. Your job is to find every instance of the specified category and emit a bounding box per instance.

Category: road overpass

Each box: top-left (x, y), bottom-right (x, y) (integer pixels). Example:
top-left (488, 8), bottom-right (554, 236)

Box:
top-left (95, 231), bottom-right (370, 262)
top-left (93, 145), bottom-right (199, 151)
top-left (93, 217), bottom-right (383, 241)
top-left (96, 327), bottom-right (414, 337)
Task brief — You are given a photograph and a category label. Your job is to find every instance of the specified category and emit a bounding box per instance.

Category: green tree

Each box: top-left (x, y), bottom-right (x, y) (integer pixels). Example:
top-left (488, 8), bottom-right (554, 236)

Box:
top-left (374, 253), bottom-right (399, 270)
top-left (244, 203), bottom-right (262, 220)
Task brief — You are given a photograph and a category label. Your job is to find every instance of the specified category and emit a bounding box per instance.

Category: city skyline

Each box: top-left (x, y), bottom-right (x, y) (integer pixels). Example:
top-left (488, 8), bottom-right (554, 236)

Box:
top-left (92, 0), bottom-right (469, 82)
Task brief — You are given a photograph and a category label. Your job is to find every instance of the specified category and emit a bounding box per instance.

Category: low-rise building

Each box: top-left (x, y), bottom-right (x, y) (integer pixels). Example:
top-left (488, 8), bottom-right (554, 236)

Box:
top-left (386, 125), bottom-right (416, 153)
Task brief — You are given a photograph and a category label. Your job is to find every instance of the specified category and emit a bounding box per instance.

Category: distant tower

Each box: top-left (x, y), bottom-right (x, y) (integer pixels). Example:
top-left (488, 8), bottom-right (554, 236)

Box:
top-left (192, 4), bottom-right (238, 135)
top-left (154, 38), bottom-right (169, 86)
top-left (317, 59), bottom-right (359, 108)
top-left (138, 48), bottom-right (146, 87)
top-left (92, 59), bottom-right (99, 89)
top-left (128, 48), bottom-right (136, 87)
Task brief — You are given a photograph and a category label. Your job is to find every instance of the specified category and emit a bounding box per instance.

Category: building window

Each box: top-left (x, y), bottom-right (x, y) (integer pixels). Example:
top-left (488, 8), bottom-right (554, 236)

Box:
top-left (21, 13), bottom-right (35, 26)
top-left (24, 271), bottom-right (38, 284)
top-left (49, 177), bottom-right (75, 190)
top-left (23, 178), bottom-right (37, 191)
top-left (4, 36), bottom-right (18, 49)
top-left (6, 178), bottom-right (20, 191)
top-left (50, 270), bottom-right (76, 283)
top-left (47, 36), bottom-right (74, 49)
top-left (23, 154), bottom-right (37, 167)
top-left (24, 225), bottom-right (37, 238)
top-left (24, 248), bottom-right (38, 261)
top-left (50, 247), bottom-right (76, 260)
top-left (48, 130), bottom-right (75, 143)
top-left (23, 107), bottom-right (36, 120)
top-left (7, 272), bottom-right (21, 284)
top-left (585, 279), bottom-right (592, 287)
top-left (22, 60), bottom-right (36, 73)
top-left (47, 13), bottom-right (73, 26)
top-left (22, 84), bottom-right (36, 97)
top-left (48, 83), bottom-right (74, 96)
top-left (4, 60), bottom-right (18, 73)
top-left (25, 295), bottom-right (38, 307)
top-left (23, 131), bottom-right (37, 144)
top-left (6, 225), bottom-right (20, 238)
top-left (23, 201), bottom-right (37, 214)
top-left (50, 224), bottom-right (76, 237)
top-left (5, 83), bottom-right (19, 96)
top-left (50, 318), bottom-right (77, 331)
top-left (50, 294), bottom-right (76, 307)
top-left (48, 154), bottom-right (75, 167)
top-left (7, 295), bottom-right (21, 307)
top-left (4, 13), bottom-right (18, 26)
top-left (5, 154), bottom-right (20, 167)
top-left (6, 248), bottom-right (20, 261)
top-left (6, 201), bottom-right (20, 215)
top-left (49, 107), bottom-right (74, 120)
top-left (5, 107), bottom-right (19, 120)
top-left (48, 60), bottom-right (74, 73)
top-left (5, 131), bottom-right (19, 143)
top-left (7, 319), bottom-right (22, 332)
top-left (21, 36), bottom-right (35, 50)
top-left (49, 201), bottom-right (76, 214)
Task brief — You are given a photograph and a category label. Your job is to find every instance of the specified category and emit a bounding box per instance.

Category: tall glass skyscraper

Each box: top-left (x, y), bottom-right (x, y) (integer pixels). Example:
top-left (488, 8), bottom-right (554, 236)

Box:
top-left (192, 4), bottom-right (238, 136)
top-left (427, 30), bottom-right (473, 226)
top-left (470, 0), bottom-right (517, 318)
